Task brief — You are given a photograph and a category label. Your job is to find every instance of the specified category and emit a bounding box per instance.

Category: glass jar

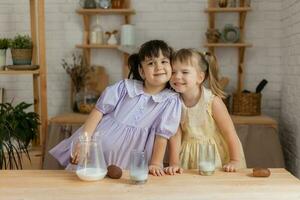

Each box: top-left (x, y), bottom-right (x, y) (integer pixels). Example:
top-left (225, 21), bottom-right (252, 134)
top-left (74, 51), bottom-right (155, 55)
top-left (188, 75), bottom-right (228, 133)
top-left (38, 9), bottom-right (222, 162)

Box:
top-left (90, 16), bottom-right (104, 44)
top-left (79, 0), bottom-right (97, 9)
top-left (111, 0), bottom-right (124, 9)
top-left (75, 89), bottom-right (98, 114)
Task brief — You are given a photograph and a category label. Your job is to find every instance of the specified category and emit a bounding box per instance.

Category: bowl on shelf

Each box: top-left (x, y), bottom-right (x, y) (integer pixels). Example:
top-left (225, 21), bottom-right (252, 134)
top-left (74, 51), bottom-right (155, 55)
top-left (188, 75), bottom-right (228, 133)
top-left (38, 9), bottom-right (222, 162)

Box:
top-left (221, 24), bottom-right (240, 43)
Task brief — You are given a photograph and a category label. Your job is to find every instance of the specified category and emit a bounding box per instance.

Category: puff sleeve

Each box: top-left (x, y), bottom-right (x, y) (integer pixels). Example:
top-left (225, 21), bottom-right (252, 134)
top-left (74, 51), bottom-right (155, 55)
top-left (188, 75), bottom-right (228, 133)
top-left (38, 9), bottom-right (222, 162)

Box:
top-left (95, 80), bottom-right (126, 114)
top-left (155, 95), bottom-right (182, 139)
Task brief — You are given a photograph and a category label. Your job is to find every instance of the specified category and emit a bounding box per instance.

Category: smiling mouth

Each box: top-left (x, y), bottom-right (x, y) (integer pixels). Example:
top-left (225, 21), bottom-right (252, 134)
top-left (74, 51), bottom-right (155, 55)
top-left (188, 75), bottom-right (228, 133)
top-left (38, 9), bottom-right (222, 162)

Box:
top-left (154, 73), bottom-right (166, 76)
top-left (173, 82), bottom-right (185, 86)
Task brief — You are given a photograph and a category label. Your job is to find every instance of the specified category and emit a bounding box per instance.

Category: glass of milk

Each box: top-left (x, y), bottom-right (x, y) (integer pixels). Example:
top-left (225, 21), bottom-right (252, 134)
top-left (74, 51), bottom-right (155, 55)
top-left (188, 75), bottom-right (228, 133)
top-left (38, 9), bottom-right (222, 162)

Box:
top-left (76, 136), bottom-right (107, 181)
top-left (130, 150), bottom-right (148, 184)
top-left (198, 143), bottom-right (216, 176)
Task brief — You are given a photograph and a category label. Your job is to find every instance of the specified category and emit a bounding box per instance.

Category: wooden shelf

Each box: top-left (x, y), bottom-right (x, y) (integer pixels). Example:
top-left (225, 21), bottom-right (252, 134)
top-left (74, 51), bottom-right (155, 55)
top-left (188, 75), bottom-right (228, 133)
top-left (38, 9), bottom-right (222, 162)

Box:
top-left (204, 43), bottom-right (252, 47)
top-left (205, 7), bottom-right (251, 13)
top-left (76, 44), bottom-right (120, 49)
top-left (76, 1), bottom-right (135, 78)
top-left (205, 0), bottom-right (252, 92)
top-left (49, 112), bottom-right (88, 125)
top-left (1, 1), bottom-right (48, 151)
top-left (0, 69), bottom-right (40, 75)
top-left (76, 8), bottom-right (135, 15)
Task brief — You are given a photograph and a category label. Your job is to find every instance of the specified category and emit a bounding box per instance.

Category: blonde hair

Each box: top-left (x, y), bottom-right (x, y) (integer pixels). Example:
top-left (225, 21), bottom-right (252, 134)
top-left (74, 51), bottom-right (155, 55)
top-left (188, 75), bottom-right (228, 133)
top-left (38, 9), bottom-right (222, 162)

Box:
top-left (172, 48), bottom-right (226, 99)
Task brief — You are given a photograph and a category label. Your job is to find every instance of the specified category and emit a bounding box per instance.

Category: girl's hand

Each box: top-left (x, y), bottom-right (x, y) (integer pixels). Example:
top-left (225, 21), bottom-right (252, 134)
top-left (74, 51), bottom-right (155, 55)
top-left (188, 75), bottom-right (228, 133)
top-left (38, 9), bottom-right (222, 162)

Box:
top-left (164, 165), bottom-right (183, 175)
top-left (70, 153), bottom-right (79, 165)
top-left (149, 164), bottom-right (165, 176)
top-left (70, 141), bottom-right (81, 165)
top-left (223, 160), bottom-right (240, 172)
top-left (70, 133), bottom-right (93, 165)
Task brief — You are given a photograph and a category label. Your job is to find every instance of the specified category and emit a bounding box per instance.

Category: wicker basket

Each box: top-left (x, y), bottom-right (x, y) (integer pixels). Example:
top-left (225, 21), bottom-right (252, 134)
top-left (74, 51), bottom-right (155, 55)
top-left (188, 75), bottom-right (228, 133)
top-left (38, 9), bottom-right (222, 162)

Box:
top-left (11, 49), bottom-right (32, 65)
top-left (232, 92), bottom-right (261, 116)
top-left (222, 95), bottom-right (231, 113)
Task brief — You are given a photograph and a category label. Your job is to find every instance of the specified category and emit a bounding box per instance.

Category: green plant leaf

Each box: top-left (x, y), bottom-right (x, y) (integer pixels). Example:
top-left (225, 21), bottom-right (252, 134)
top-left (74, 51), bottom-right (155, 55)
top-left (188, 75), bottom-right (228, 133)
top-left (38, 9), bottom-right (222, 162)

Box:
top-left (9, 34), bottom-right (32, 49)
top-left (0, 38), bottom-right (9, 49)
top-left (0, 101), bottom-right (39, 169)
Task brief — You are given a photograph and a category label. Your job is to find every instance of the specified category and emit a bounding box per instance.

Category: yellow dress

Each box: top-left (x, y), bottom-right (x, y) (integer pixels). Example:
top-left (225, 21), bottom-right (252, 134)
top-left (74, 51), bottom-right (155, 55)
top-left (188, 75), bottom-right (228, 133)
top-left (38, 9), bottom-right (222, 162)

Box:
top-left (180, 86), bottom-right (246, 169)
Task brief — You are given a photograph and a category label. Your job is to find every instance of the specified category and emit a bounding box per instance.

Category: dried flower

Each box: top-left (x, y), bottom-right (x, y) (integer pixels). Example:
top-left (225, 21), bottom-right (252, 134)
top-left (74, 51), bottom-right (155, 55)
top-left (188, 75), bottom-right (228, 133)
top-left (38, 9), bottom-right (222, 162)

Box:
top-left (61, 53), bottom-right (93, 92)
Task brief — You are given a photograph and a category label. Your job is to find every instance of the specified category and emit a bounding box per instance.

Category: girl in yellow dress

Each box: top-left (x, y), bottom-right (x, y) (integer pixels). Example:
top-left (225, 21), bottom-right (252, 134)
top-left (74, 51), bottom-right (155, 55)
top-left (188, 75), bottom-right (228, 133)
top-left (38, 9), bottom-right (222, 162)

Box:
top-left (165, 48), bottom-right (246, 175)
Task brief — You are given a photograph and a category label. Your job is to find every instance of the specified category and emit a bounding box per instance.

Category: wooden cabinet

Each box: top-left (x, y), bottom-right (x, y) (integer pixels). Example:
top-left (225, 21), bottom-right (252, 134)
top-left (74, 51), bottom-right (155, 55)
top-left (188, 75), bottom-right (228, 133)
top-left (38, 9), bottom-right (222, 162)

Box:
top-left (0, 0), bottom-right (48, 148)
top-left (205, 0), bottom-right (252, 92)
top-left (76, 0), bottom-right (135, 78)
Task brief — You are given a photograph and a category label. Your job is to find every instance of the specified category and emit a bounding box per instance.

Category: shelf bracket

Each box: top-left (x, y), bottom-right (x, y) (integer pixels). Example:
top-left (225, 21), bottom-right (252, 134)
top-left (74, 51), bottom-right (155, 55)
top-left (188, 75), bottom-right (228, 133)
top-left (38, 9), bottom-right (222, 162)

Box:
top-left (208, 13), bottom-right (215, 29)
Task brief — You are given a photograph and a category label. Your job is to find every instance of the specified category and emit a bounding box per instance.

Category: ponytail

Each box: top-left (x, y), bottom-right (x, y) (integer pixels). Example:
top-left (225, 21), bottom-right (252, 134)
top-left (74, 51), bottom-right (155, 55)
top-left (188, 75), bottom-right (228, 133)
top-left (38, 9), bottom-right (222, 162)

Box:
top-left (201, 52), bottom-right (226, 99)
top-left (128, 53), bottom-right (143, 81)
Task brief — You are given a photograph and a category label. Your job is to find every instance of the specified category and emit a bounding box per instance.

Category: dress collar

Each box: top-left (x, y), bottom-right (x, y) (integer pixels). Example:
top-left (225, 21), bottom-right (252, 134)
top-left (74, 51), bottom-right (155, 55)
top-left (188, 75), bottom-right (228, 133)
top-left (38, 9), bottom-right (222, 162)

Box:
top-left (124, 79), bottom-right (177, 103)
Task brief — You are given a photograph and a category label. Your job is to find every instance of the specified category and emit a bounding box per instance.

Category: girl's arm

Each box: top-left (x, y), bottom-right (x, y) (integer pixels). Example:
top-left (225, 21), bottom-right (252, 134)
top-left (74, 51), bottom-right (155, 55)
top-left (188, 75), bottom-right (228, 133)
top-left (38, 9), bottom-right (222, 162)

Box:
top-left (212, 96), bottom-right (241, 172)
top-left (164, 127), bottom-right (183, 175)
top-left (71, 108), bottom-right (103, 164)
top-left (83, 108), bottom-right (103, 138)
top-left (149, 135), bottom-right (167, 176)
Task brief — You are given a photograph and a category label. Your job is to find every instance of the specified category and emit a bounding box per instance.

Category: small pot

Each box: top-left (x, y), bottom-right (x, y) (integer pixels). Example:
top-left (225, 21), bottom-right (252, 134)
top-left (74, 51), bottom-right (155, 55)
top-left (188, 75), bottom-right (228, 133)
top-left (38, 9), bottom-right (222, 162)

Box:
top-left (0, 49), bottom-right (7, 68)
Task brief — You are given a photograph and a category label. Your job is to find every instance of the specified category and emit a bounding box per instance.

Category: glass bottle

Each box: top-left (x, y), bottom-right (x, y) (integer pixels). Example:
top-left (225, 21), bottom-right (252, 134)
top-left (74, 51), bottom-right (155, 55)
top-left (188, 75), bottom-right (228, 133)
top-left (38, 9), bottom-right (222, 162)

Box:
top-left (90, 16), bottom-right (104, 44)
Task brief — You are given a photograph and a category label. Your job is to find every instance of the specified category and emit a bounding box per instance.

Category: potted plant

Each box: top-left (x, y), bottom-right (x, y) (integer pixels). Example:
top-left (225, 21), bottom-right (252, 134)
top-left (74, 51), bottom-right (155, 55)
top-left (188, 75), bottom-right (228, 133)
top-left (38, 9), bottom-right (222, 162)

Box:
top-left (0, 101), bottom-right (39, 169)
top-left (62, 53), bottom-right (95, 112)
top-left (9, 34), bottom-right (33, 65)
top-left (0, 38), bottom-right (9, 68)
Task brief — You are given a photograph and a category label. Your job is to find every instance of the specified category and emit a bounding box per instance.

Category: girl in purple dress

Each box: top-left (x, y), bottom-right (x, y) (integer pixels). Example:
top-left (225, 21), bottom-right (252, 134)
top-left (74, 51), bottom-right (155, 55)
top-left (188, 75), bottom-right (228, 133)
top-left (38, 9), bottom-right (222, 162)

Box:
top-left (50, 40), bottom-right (181, 176)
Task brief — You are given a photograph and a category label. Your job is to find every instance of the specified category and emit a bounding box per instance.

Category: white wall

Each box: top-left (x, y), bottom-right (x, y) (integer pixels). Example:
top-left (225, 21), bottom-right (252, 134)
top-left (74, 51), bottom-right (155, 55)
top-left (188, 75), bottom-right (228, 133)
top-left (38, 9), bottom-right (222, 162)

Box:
top-left (0, 0), bottom-right (282, 119)
top-left (280, 0), bottom-right (300, 177)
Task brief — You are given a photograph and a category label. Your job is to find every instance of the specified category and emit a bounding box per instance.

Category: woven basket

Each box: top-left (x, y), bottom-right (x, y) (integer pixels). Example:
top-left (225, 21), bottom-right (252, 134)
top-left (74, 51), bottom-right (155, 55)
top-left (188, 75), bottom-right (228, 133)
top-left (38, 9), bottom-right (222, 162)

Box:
top-left (222, 95), bottom-right (231, 113)
top-left (11, 49), bottom-right (32, 65)
top-left (232, 92), bottom-right (261, 116)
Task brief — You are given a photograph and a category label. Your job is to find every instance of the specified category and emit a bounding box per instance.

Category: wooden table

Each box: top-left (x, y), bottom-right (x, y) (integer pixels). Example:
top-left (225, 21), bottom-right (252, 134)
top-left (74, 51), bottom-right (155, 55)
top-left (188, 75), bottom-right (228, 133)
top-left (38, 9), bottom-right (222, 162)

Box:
top-left (1, 169), bottom-right (299, 200)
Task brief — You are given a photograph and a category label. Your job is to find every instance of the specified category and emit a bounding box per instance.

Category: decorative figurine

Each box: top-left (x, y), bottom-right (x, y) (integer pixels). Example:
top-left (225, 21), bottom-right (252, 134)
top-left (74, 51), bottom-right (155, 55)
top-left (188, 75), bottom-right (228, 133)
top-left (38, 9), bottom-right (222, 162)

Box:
top-left (105, 30), bottom-right (118, 45)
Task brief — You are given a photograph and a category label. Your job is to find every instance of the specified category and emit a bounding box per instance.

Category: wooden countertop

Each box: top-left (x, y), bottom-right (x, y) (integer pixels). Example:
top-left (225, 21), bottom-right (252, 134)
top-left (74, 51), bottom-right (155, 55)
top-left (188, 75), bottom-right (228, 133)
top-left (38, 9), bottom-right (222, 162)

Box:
top-left (48, 112), bottom-right (88, 124)
top-left (49, 113), bottom-right (277, 127)
top-left (1, 169), bottom-right (299, 200)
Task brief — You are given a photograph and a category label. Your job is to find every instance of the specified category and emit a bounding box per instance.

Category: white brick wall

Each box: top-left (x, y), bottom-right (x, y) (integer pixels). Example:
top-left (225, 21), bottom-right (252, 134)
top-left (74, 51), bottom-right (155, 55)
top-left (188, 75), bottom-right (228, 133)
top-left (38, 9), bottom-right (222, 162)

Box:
top-left (0, 0), bottom-right (283, 119)
top-left (5, 0), bottom-right (300, 177)
top-left (280, 0), bottom-right (300, 177)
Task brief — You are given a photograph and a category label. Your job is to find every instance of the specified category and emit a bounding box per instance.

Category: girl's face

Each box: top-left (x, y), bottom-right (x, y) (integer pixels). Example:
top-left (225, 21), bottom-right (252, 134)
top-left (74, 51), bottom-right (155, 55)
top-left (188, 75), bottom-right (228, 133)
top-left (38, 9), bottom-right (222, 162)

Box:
top-left (170, 60), bottom-right (205, 94)
top-left (139, 51), bottom-right (172, 90)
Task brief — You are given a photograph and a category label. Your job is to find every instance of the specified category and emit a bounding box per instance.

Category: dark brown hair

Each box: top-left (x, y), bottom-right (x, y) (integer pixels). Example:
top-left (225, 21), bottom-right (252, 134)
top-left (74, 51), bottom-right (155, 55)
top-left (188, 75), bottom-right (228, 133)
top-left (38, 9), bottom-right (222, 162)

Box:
top-left (128, 40), bottom-right (173, 81)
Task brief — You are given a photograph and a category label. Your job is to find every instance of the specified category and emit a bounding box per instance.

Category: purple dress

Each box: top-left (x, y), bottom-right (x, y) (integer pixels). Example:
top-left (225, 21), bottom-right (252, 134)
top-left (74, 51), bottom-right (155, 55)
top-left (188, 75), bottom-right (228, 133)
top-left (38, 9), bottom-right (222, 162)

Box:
top-left (50, 79), bottom-right (181, 169)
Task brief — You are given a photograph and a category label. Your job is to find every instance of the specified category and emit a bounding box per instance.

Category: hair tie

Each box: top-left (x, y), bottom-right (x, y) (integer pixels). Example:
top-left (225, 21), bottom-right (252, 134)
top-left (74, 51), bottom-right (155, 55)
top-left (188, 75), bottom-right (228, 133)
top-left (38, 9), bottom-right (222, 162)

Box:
top-left (200, 51), bottom-right (210, 71)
